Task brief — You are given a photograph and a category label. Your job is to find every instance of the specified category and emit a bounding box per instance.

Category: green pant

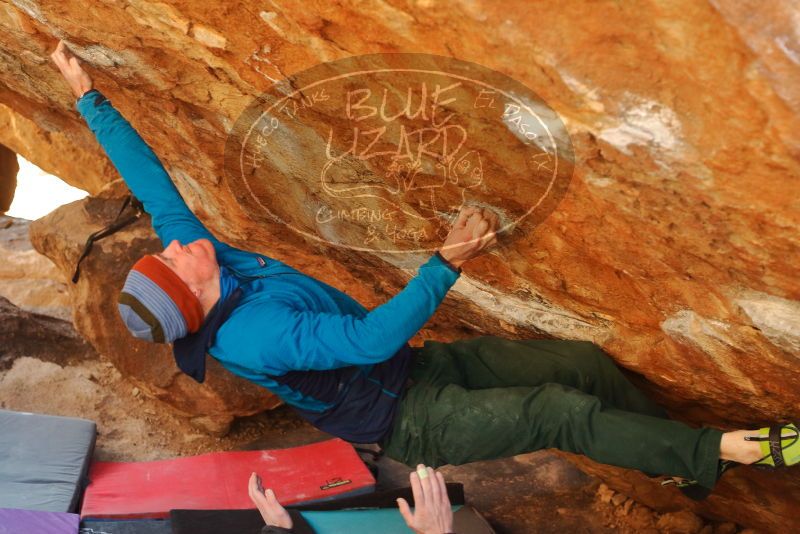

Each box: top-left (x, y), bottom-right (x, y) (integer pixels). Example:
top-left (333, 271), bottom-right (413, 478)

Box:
top-left (381, 336), bottom-right (724, 489)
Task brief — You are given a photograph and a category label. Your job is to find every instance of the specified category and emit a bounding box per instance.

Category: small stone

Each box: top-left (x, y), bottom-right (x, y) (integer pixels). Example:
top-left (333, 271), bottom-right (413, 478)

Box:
top-left (656, 511), bottom-right (705, 534)
top-left (597, 483), bottom-right (615, 504)
top-left (144, 409), bottom-right (155, 415)
top-left (132, 387), bottom-right (140, 397)
top-left (611, 492), bottom-right (628, 506)
top-left (628, 504), bottom-right (658, 530)
top-left (621, 498), bottom-right (634, 515)
top-left (190, 415), bottom-right (234, 437)
top-left (714, 523), bottom-right (738, 534)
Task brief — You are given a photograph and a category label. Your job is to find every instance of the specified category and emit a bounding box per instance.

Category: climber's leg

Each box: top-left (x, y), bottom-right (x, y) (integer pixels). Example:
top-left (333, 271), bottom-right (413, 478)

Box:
top-left (382, 375), bottom-right (724, 490)
top-left (414, 335), bottom-right (668, 417)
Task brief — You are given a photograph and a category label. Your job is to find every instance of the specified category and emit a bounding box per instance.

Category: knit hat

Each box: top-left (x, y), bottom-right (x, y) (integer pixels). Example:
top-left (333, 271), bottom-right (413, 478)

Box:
top-left (117, 255), bottom-right (204, 343)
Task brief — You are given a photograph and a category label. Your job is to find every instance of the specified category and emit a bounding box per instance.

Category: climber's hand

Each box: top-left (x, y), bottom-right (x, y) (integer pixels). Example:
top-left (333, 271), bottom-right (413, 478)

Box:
top-left (50, 40), bottom-right (93, 99)
top-left (438, 205), bottom-right (499, 268)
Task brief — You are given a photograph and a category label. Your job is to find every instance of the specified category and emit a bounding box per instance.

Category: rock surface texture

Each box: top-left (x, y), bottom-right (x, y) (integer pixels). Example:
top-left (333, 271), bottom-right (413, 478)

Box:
top-left (1, 1), bottom-right (798, 530)
top-left (0, 294), bottom-right (90, 370)
top-left (0, 103), bottom-right (120, 197)
top-left (0, 215), bottom-right (71, 319)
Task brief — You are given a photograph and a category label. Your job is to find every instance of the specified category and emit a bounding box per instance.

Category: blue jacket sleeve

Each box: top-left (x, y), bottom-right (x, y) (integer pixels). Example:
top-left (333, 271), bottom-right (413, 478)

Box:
top-left (262, 253), bottom-right (461, 372)
top-left (75, 89), bottom-right (220, 249)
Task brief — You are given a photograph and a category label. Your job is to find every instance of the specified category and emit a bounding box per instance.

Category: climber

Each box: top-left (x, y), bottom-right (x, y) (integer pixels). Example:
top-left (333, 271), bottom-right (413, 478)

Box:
top-left (249, 464), bottom-right (455, 534)
top-left (51, 40), bottom-right (798, 502)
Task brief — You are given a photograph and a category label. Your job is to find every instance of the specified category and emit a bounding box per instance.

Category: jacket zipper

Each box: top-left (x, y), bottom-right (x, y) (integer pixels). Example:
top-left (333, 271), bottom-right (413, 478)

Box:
top-left (226, 265), bottom-right (306, 283)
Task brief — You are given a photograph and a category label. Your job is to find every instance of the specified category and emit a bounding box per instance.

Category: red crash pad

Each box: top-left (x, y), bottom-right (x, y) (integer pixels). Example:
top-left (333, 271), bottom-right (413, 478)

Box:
top-left (80, 439), bottom-right (374, 519)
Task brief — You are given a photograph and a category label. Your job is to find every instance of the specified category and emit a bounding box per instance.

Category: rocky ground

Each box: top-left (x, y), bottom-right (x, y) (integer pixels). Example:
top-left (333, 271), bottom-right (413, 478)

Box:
top-left (0, 217), bottom-right (752, 534)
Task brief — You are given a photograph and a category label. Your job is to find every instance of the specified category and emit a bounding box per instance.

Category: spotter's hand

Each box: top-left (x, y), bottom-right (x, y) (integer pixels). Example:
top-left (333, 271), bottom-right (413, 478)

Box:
top-left (248, 472), bottom-right (293, 530)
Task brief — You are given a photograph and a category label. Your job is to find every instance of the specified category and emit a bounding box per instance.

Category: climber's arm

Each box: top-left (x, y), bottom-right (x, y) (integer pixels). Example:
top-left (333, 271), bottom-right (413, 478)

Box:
top-left (51, 40), bottom-right (220, 249)
top-left (75, 90), bottom-right (221, 248)
top-left (243, 253), bottom-right (461, 373)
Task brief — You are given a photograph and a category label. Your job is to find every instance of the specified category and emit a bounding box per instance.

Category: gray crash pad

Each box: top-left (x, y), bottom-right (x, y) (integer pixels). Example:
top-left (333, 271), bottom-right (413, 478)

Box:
top-left (0, 410), bottom-right (96, 513)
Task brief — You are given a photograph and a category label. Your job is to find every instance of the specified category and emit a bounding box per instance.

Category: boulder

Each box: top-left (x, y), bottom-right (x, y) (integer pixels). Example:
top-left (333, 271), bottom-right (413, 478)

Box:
top-left (28, 197), bottom-right (280, 434)
top-left (1, 0), bottom-right (798, 529)
top-left (0, 214), bottom-right (71, 320)
top-left (0, 294), bottom-right (90, 370)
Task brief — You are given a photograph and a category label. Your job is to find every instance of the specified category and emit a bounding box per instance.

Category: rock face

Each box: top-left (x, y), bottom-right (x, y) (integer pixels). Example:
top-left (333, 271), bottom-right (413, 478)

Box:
top-left (28, 198), bottom-right (280, 434)
top-left (0, 294), bottom-right (90, 370)
top-left (1, 0), bottom-right (798, 530)
top-left (0, 214), bottom-right (71, 320)
top-left (0, 96), bottom-right (118, 198)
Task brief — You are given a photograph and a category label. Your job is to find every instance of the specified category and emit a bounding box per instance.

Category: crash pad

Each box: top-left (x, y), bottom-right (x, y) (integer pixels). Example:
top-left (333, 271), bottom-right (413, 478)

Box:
top-left (78, 519), bottom-right (171, 533)
top-left (81, 439), bottom-right (374, 519)
top-left (170, 484), bottom-right (495, 534)
top-left (170, 505), bottom-right (494, 534)
top-left (0, 508), bottom-right (79, 534)
top-left (0, 410), bottom-right (96, 513)
top-left (170, 509), bottom-right (313, 534)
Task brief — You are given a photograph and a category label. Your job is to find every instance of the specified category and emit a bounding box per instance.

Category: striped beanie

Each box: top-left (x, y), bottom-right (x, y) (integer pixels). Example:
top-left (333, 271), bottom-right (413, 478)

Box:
top-left (117, 255), bottom-right (204, 343)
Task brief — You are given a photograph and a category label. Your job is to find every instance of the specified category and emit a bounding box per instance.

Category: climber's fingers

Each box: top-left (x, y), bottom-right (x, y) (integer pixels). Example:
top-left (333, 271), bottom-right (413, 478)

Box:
top-left (50, 40), bottom-right (93, 99)
top-left (51, 41), bottom-right (78, 77)
top-left (50, 40), bottom-right (69, 69)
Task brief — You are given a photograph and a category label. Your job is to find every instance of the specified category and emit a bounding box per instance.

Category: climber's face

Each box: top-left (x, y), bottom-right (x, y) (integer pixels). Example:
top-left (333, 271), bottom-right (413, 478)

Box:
top-left (154, 238), bottom-right (219, 288)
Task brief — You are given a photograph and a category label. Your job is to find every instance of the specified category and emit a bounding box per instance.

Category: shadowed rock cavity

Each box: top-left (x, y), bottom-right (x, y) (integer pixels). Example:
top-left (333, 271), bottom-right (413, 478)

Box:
top-left (0, 144), bottom-right (17, 213)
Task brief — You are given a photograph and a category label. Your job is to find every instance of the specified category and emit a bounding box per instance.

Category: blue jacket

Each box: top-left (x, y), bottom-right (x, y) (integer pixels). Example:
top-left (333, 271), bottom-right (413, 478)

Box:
top-left (76, 90), bottom-right (461, 442)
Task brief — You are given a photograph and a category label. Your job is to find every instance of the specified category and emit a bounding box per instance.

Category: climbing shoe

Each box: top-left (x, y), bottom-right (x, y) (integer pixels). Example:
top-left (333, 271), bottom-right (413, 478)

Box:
top-left (660, 425), bottom-right (799, 501)
top-left (746, 423), bottom-right (800, 468)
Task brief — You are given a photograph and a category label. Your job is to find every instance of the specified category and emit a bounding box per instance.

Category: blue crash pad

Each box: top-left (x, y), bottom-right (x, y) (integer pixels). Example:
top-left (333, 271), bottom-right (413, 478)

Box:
top-left (0, 410), bottom-right (96, 513)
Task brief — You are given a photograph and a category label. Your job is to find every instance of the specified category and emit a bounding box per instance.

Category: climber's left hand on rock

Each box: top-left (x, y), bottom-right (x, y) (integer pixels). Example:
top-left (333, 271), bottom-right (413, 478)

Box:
top-left (50, 40), bottom-right (94, 99)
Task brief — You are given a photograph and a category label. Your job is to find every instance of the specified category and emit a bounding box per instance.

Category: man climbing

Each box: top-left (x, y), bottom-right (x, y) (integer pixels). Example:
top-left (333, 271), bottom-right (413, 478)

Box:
top-left (51, 41), bottom-right (798, 501)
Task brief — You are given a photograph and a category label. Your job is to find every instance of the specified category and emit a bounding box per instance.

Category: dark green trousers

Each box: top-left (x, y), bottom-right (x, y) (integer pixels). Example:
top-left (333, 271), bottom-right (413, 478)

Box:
top-left (381, 336), bottom-right (724, 489)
